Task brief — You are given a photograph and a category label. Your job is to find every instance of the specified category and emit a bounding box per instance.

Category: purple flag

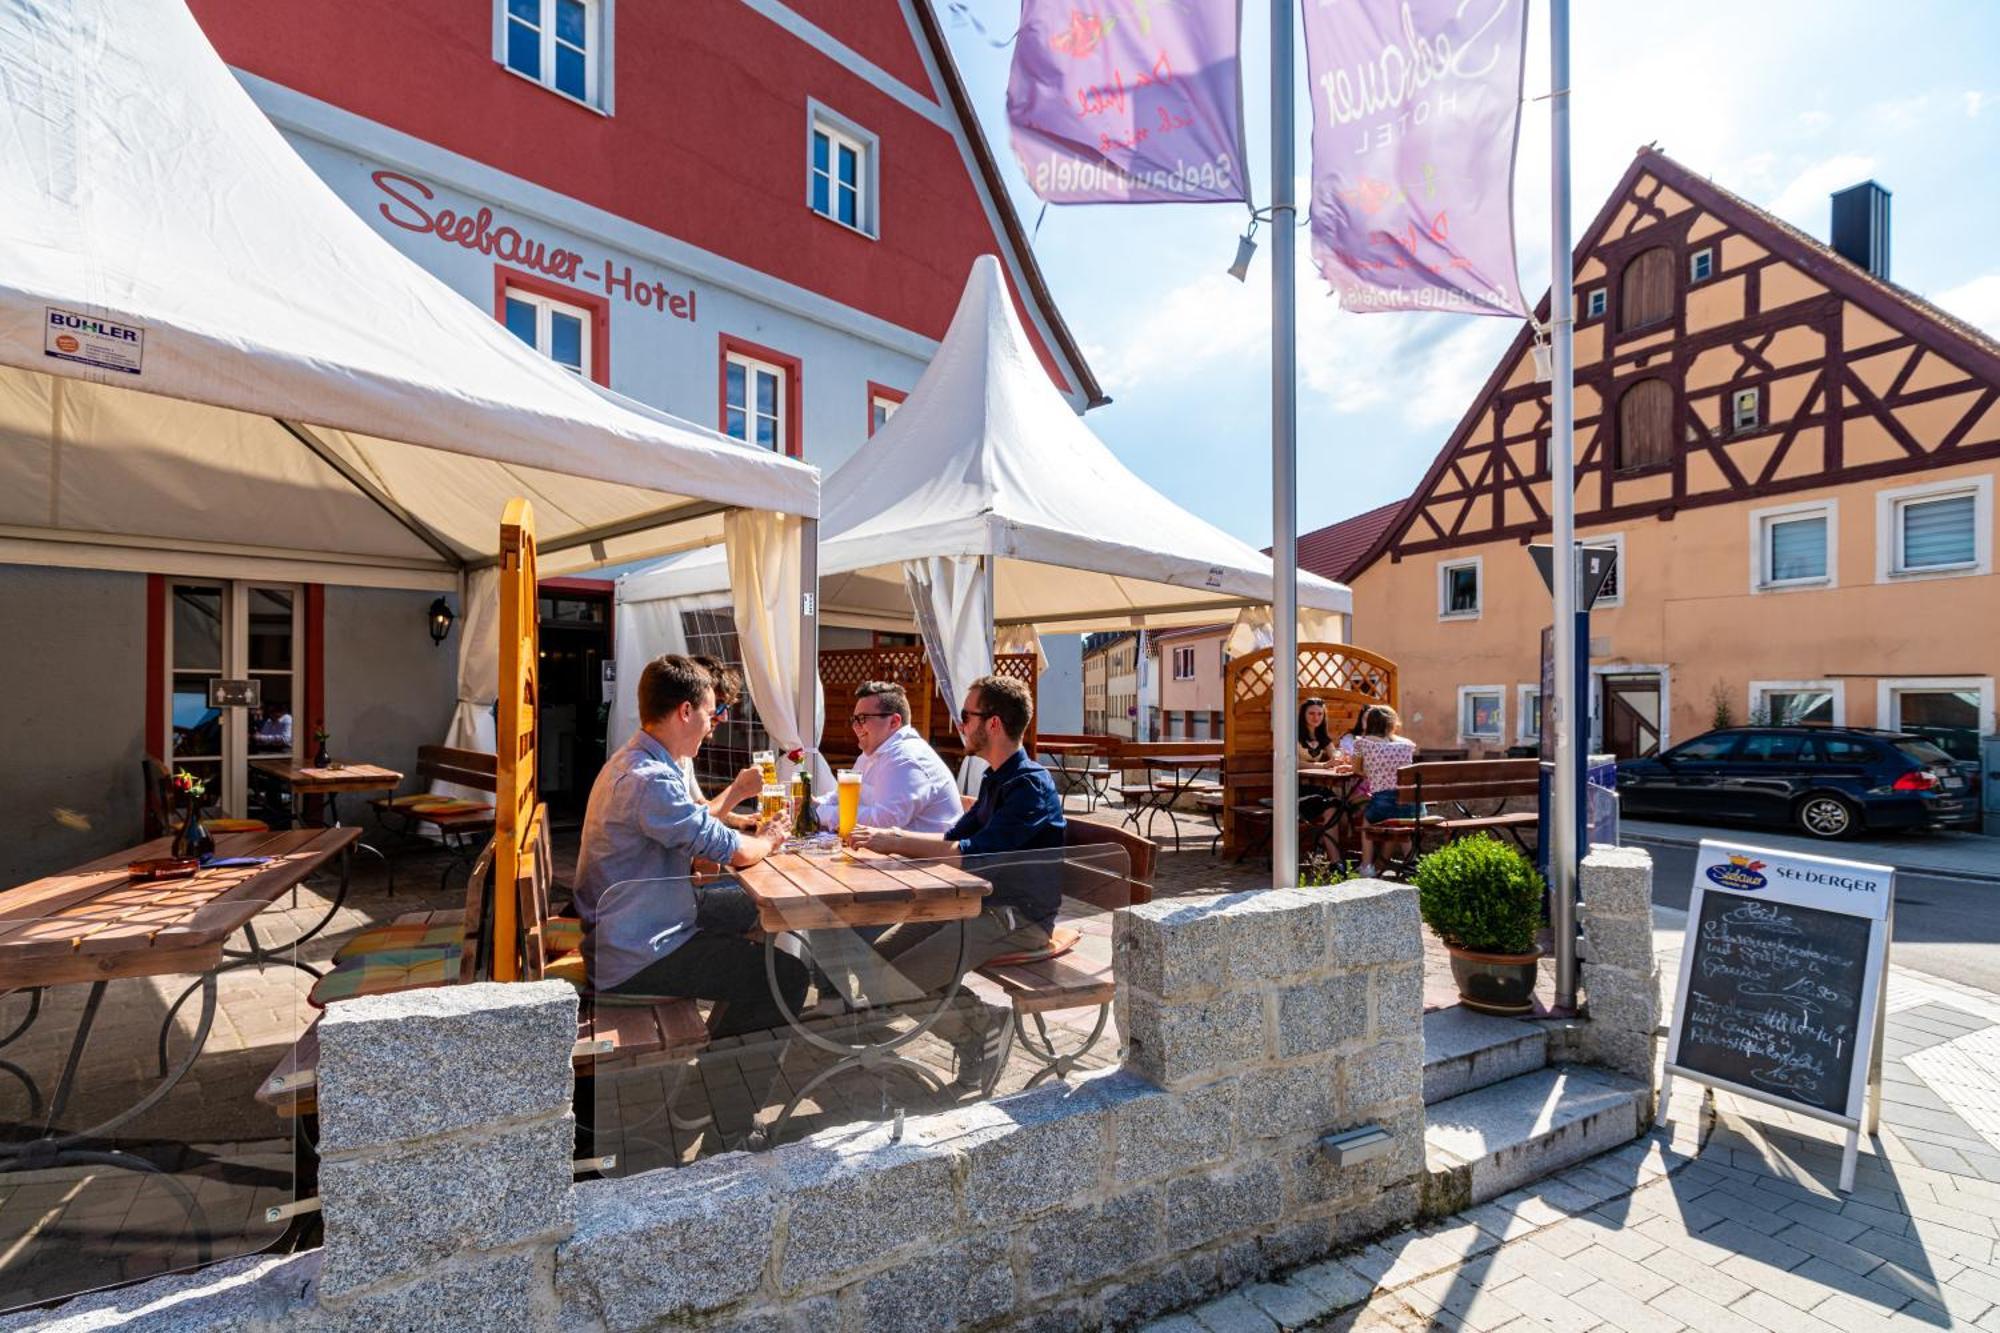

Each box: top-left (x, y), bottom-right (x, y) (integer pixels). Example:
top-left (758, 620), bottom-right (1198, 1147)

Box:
top-left (1301, 0), bottom-right (1529, 315)
top-left (1007, 1), bottom-right (1249, 204)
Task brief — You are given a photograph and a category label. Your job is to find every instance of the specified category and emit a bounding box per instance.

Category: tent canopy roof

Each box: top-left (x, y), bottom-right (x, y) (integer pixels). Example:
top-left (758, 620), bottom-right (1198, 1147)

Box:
top-left (0, 0), bottom-right (817, 590)
top-left (620, 257), bottom-right (1350, 629)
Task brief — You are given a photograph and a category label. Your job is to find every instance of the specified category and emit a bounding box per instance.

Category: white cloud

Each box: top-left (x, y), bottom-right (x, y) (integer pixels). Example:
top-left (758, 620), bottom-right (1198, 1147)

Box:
top-left (1935, 274), bottom-right (2000, 338)
top-left (1795, 110), bottom-right (1833, 136)
top-left (1766, 154), bottom-right (1877, 229)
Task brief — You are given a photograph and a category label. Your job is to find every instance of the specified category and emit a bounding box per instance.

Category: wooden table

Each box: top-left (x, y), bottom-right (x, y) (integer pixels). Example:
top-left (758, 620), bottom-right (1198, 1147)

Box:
top-left (1119, 753), bottom-right (1224, 852)
top-left (251, 758), bottom-right (399, 889)
top-left (1035, 741), bottom-right (1109, 811)
top-left (0, 827), bottom-right (356, 1166)
top-left (733, 848), bottom-right (992, 1146)
top-left (1300, 767), bottom-right (1367, 859)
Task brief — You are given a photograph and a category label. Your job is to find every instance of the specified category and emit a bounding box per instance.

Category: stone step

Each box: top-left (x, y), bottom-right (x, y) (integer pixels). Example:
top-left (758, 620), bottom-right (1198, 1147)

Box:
top-left (1421, 1065), bottom-right (1650, 1216)
top-left (1422, 1006), bottom-right (1548, 1105)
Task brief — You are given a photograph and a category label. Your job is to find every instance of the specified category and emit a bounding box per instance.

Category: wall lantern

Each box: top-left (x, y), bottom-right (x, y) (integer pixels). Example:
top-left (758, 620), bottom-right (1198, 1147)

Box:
top-left (428, 596), bottom-right (457, 646)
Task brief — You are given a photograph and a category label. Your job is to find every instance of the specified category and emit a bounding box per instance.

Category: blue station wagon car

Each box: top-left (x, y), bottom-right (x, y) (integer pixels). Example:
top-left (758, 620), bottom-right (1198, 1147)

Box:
top-left (1616, 726), bottom-right (1970, 839)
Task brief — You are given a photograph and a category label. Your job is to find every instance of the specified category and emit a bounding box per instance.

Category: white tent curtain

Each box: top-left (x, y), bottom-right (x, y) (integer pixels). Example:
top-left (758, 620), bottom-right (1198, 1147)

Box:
top-left (433, 567), bottom-right (500, 802)
top-left (726, 510), bottom-right (832, 789)
top-left (905, 555), bottom-right (993, 721)
top-left (1223, 605), bottom-right (1347, 658)
top-left (995, 622), bottom-right (1048, 675)
top-left (607, 592), bottom-right (715, 746)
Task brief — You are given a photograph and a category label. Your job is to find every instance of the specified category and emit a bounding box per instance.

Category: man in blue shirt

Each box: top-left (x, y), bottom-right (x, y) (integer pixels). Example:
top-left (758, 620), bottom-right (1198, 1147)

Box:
top-left (574, 655), bottom-right (808, 1039)
top-left (850, 674), bottom-right (1066, 1082)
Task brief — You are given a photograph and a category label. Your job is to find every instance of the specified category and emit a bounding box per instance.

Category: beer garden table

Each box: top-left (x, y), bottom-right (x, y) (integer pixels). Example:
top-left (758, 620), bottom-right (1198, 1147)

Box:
top-left (732, 847), bottom-right (991, 1147)
top-left (250, 758), bottom-right (399, 888)
top-left (0, 827), bottom-right (356, 1171)
top-left (1034, 739), bottom-right (1107, 810)
top-left (1118, 752), bottom-right (1224, 853)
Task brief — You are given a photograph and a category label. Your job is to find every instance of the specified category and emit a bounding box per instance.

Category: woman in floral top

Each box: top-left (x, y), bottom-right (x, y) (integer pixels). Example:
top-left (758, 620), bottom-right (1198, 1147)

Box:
top-left (1356, 706), bottom-right (1421, 874)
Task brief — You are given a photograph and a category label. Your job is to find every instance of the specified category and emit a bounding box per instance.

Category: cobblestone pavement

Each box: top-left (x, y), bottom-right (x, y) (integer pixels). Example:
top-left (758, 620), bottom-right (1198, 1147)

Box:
top-left (1158, 936), bottom-right (2000, 1332)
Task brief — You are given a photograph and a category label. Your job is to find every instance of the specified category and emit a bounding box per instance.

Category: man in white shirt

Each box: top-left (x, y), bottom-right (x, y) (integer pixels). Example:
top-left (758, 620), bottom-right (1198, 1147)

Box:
top-left (818, 680), bottom-right (962, 834)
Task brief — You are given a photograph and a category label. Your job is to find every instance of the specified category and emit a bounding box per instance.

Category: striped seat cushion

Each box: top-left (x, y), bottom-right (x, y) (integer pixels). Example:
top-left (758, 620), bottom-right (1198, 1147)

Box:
top-left (332, 920), bottom-right (466, 962)
top-left (308, 945), bottom-right (462, 1008)
top-left (545, 916), bottom-right (582, 955)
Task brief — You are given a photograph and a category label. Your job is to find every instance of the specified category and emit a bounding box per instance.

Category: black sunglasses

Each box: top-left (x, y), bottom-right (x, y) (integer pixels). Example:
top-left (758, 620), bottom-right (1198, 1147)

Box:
top-left (959, 708), bottom-right (996, 725)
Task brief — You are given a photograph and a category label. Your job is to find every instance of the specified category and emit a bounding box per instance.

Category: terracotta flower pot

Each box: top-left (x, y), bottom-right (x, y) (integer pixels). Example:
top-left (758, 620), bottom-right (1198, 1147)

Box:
top-left (1445, 945), bottom-right (1541, 1016)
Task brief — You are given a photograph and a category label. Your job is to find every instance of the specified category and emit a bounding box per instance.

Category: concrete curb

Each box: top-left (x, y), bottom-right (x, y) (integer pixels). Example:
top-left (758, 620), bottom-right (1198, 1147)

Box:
top-left (1623, 827), bottom-right (2000, 886)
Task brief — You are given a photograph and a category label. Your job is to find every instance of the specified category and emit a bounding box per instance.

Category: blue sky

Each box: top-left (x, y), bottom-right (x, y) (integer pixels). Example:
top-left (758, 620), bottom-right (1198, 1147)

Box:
top-left (937, 1), bottom-right (2000, 547)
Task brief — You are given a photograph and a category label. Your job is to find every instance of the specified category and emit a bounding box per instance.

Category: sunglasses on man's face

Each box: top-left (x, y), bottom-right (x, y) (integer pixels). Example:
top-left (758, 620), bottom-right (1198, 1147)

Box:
top-left (959, 708), bottom-right (995, 726)
top-left (709, 703), bottom-right (729, 721)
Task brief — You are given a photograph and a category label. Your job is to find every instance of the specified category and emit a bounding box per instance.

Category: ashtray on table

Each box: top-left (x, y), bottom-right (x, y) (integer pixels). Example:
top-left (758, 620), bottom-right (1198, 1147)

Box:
top-left (782, 833), bottom-right (842, 856)
top-left (129, 856), bottom-right (201, 881)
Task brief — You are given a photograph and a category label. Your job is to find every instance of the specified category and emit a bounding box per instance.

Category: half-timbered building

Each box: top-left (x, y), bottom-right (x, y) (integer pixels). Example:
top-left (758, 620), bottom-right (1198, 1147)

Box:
top-left (1313, 148), bottom-right (1998, 764)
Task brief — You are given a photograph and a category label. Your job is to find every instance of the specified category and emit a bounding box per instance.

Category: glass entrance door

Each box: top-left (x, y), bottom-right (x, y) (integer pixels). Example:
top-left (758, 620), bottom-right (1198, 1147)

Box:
top-left (163, 581), bottom-right (304, 819)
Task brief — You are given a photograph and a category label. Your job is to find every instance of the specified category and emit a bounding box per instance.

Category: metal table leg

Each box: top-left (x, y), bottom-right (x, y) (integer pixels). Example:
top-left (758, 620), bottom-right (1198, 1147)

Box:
top-left (744, 919), bottom-right (972, 1151)
top-left (0, 988), bottom-right (45, 1118)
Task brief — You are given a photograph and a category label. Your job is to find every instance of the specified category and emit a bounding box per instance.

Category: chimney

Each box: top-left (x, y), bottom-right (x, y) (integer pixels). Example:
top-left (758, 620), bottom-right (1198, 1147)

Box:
top-left (1830, 181), bottom-right (1892, 280)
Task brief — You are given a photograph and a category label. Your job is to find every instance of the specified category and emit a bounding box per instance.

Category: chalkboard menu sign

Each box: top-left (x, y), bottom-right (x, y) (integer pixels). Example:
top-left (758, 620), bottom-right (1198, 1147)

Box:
top-left (1678, 892), bottom-right (1873, 1114)
top-left (1660, 840), bottom-right (1895, 1191)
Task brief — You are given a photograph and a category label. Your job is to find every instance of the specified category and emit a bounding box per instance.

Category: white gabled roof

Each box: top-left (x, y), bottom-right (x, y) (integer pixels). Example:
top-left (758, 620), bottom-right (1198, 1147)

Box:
top-left (622, 256), bottom-right (1350, 629)
top-left (0, 0), bottom-right (817, 588)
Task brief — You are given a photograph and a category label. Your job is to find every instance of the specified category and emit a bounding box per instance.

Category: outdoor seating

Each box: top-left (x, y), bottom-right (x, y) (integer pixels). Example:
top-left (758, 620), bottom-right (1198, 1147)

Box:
top-left (971, 819), bottom-right (1154, 1094)
top-left (1390, 758), bottom-right (1541, 862)
top-left (368, 745), bottom-right (498, 890)
top-left (142, 756), bottom-right (269, 837)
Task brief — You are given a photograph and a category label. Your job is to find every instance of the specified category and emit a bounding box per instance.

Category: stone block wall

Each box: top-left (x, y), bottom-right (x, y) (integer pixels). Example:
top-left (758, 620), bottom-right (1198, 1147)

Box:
top-left (1577, 847), bottom-right (1661, 1088)
top-left (22, 882), bottom-right (1428, 1333)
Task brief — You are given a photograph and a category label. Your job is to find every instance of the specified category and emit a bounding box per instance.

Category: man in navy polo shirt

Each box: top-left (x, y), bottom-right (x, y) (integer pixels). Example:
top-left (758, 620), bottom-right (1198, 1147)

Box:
top-left (850, 673), bottom-right (1066, 1083)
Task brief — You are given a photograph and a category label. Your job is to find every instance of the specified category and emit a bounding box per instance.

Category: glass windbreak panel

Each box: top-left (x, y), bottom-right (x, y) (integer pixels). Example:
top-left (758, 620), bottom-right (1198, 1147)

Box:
top-left (1767, 515), bottom-right (1826, 582)
top-left (172, 677), bottom-right (222, 760)
top-left (581, 845), bottom-right (1131, 1173)
top-left (1896, 689), bottom-right (1982, 760)
top-left (0, 901), bottom-right (307, 1311)
top-left (171, 585), bottom-right (222, 671)
top-left (1901, 495), bottom-right (1976, 569)
top-left (246, 589), bottom-right (293, 670)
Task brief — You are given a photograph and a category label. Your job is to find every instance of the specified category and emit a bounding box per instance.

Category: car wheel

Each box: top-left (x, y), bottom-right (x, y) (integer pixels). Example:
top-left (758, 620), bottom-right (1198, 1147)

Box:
top-left (1796, 794), bottom-right (1858, 839)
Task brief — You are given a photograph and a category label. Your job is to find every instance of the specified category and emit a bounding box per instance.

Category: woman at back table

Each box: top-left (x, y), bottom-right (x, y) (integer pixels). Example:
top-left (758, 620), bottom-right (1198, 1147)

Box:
top-left (1356, 705), bottom-right (1421, 876)
top-left (1297, 697), bottom-right (1335, 765)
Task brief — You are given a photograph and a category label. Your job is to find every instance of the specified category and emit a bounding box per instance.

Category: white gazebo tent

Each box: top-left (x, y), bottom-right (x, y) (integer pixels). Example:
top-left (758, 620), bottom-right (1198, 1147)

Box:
top-left (613, 256), bottom-right (1350, 749)
top-left (0, 0), bottom-right (823, 769)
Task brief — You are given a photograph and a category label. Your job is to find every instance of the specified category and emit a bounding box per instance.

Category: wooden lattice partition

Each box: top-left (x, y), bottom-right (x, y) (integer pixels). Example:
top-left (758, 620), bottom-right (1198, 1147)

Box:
top-left (1220, 642), bottom-right (1398, 858)
top-left (494, 498), bottom-right (540, 982)
top-left (817, 646), bottom-right (1037, 764)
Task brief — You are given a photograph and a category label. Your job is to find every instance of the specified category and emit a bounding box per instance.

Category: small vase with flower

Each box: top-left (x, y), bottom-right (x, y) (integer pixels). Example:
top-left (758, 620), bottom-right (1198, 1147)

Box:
top-left (169, 769), bottom-right (215, 862)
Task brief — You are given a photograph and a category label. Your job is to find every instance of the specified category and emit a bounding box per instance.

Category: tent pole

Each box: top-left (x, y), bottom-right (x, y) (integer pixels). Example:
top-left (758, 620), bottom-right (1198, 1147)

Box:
top-left (1270, 0), bottom-right (1300, 890)
top-left (1548, 0), bottom-right (1580, 1012)
top-left (797, 518), bottom-right (820, 770)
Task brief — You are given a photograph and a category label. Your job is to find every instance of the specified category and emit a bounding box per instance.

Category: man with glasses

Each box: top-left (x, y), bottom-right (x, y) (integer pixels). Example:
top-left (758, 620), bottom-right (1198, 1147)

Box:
top-left (814, 680), bottom-right (962, 834)
top-left (849, 674), bottom-right (1065, 1086)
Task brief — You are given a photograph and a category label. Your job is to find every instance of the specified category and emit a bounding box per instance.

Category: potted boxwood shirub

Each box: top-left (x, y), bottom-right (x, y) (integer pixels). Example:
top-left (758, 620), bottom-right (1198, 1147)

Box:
top-left (1413, 834), bottom-right (1546, 1015)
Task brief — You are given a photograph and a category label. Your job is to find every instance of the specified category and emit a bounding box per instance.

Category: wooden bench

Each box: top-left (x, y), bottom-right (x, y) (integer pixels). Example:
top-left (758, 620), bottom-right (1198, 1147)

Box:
top-left (257, 813), bottom-right (708, 1126)
top-left (1377, 758), bottom-right (1541, 872)
top-left (1215, 752), bottom-right (1352, 864)
top-left (369, 746), bottom-right (499, 890)
top-left (971, 819), bottom-right (1155, 1094)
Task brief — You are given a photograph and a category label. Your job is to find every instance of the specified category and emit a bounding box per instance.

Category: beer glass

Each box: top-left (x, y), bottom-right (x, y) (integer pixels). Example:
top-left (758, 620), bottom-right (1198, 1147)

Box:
top-left (836, 770), bottom-right (862, 841)
top-left (758, 783), bottom-right (787, 825)
top-left (753, 749), bottom-right (778, 785)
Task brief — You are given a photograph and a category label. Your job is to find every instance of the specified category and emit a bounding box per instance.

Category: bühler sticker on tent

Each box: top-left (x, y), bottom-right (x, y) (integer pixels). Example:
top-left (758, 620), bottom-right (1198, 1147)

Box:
top-left (45, 308), bottom-right (144, 375)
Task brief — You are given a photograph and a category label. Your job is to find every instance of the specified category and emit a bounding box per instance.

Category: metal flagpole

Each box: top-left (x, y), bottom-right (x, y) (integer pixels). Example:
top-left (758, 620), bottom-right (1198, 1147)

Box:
top-left (1548, 0), bottom-right (1580, 1010)
top-left (1270, 0), bottom-right (1299, 890)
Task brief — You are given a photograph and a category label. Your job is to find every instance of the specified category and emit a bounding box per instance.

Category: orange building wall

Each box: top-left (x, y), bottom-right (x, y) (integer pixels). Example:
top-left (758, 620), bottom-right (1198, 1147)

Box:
top-left (1158, 632), bottom-right (1228, 713)
top-left (1352, 456), bottom-right (1998, 753)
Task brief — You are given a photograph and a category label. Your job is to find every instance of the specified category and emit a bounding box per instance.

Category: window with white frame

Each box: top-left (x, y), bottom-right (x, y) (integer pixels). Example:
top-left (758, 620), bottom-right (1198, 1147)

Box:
top-left (1750, 680), bottom-right (1842, 727)
top-left (1731, 387), bottom-right (1760, 431)
top-left (1751, 500), bottom-right (1835, 590)
top-left (1459, 686), bottom-right (1504, 742)
top-left (1878, 677), bottom-right (1994, 762)
top-left (869, 393), bottom-right (902, 435)
top-left (1172, 646), bottom-right (1196, 680)
top-left (808, 104), bottom-right (878, 237)
top-left (501, 287), bottom-right (590, 375)
top-left (500, 0), bottom-right (602, 107)
top-left (1585, 288), bottom-right (1607, 319)
top-left (724, 352), bottom-right (787, 452)
top-left (1877, 475), bottom-right (1991, 581)
top-left (1690, 248), bottom-right (1714, 282)
top-left (1517, 685), bottom-right (1542, 742)
top-left (1438, 557), bottom-right (1481, 618)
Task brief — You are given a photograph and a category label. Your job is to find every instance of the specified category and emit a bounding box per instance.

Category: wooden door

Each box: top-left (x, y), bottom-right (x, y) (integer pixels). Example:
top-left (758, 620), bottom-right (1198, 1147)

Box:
top-left (1600, 674), bottom-right (1662, 759)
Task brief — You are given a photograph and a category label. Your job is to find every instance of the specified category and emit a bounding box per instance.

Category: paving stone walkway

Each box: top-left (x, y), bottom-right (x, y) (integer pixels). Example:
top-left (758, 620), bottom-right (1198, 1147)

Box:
top-left (1156, 932), bottom-right (2000, 1333)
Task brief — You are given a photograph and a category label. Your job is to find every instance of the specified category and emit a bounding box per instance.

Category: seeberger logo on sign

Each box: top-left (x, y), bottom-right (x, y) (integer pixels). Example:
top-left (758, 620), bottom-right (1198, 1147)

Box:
top-left (45, 308), bottom-right (144, 375)
top-left (1704, 855), bottom-right (1768, 891)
